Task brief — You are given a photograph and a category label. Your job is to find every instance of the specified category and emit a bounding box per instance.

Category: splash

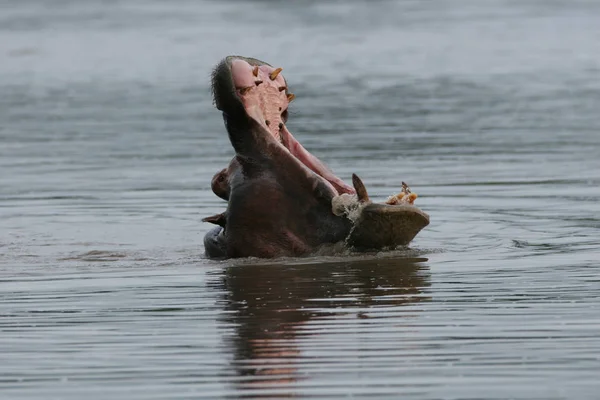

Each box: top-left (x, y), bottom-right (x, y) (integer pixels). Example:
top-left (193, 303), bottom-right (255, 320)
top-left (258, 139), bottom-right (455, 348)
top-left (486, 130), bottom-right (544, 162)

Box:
top-left (331, 193), bottom-right (369, 223)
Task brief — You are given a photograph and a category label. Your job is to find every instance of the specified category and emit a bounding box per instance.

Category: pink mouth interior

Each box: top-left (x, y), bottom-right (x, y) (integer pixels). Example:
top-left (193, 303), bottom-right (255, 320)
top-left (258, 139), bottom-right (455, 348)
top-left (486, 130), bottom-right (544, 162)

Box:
top-left (230, 59), bottom-right (355, 196)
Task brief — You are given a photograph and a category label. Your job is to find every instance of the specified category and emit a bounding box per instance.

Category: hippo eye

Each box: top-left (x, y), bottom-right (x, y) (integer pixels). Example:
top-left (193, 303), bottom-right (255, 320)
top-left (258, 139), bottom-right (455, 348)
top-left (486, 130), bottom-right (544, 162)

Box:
top-left (218, 175), bottom-right (225, 183)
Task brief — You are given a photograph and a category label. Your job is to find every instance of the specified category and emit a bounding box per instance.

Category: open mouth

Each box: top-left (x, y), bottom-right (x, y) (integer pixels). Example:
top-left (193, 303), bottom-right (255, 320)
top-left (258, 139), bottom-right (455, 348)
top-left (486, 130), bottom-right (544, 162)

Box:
top-left (213, 56), bottom-right (355, 196)
top-left (205, 55), bottom-right (430, 259)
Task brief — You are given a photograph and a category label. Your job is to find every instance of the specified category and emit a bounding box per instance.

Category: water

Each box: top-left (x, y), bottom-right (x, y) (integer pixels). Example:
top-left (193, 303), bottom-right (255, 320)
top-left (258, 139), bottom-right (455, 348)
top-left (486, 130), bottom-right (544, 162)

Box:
top-left (1, 0), bottom-right (600, 398)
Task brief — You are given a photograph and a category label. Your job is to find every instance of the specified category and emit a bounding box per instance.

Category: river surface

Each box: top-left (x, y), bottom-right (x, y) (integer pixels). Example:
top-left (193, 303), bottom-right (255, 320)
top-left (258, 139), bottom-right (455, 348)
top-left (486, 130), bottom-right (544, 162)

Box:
top-left (1, 1), bottom-right (600, 399)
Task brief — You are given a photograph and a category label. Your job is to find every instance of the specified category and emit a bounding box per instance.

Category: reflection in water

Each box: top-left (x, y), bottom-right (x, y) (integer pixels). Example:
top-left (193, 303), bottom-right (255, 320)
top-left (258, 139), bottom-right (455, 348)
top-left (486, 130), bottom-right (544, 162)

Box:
top-left (211, 256), bottom-right (430, 396)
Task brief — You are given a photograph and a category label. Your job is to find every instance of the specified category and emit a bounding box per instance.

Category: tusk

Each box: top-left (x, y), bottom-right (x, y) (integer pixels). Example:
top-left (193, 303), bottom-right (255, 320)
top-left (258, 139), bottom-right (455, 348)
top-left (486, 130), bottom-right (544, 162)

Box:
top-left (352, 174), bottom-right (370, 203)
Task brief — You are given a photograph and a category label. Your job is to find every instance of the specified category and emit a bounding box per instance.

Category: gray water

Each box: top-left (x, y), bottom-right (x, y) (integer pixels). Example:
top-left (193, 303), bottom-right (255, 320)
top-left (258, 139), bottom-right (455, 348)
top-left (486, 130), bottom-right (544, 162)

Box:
top-left (2, 0), bottom-right (600, 399)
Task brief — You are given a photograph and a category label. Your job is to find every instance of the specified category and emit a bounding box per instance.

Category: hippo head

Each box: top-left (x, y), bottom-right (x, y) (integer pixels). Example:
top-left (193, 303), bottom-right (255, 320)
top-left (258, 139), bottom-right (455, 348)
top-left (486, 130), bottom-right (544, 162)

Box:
top-left (203, 56), bottom-right (429, 259)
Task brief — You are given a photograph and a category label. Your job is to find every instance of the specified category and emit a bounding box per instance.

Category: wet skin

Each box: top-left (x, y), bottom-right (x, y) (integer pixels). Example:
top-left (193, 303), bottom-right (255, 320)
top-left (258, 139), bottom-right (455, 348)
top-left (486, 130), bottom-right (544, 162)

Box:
top-left (204, 56), bottom-right (429, 259)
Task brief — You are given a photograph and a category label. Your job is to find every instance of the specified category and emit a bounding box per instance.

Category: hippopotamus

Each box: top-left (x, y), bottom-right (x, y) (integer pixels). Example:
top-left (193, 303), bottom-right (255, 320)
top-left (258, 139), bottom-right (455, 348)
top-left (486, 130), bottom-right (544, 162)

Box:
top-left (203, 56), bottom-right (429, 259)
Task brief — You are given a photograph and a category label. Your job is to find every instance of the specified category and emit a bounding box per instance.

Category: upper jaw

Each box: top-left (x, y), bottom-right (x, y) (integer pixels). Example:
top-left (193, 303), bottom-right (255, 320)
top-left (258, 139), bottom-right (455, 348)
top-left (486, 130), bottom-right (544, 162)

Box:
top-left (213, 56), bottom-right (355, 197)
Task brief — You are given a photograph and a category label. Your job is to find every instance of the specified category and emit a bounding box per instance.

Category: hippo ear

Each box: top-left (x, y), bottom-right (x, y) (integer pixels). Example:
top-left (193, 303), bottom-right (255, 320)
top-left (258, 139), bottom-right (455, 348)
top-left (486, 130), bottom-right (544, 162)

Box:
top-left (352, 174), bottom-right (370, 203)
top-left (202, 213), bottom-right (227, 227)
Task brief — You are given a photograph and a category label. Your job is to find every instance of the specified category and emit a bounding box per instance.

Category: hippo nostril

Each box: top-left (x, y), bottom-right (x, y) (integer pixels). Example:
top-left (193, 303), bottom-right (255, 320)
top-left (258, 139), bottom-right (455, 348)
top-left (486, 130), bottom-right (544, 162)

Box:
top-left (255, 80), bottom-right (263, 86)
top-left (269, 68), bottom-right (283, 80)
top-left (265, 120), bottom-right (270, 126)
top-left (278, 86), bottom-right (286, 92)
top-left (278, 122), bottom-right (283, 130)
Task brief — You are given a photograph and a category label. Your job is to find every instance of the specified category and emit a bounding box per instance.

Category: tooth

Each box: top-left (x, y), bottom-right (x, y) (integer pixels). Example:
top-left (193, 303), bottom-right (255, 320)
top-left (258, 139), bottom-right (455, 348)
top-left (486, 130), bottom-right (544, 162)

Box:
top-left (352, 174), bottom-right (370, 203)
top-left (278, 86), bottom-right (286, 92)
top-left (270, 68), bottom-right (283, 80)
top-left (401, 181), bottom-right (411, 194)
top-left (255, 80), bottom-right (263, 86)
top-left (252, 66), bottom-right (259, 77)
top-left (239, 86), bottom-right (252, 95)
top-left (287, 93), bottom-right (295, 102)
